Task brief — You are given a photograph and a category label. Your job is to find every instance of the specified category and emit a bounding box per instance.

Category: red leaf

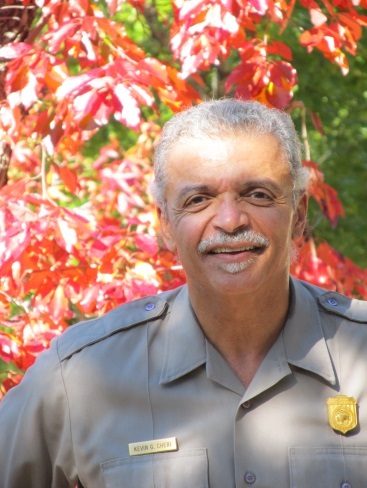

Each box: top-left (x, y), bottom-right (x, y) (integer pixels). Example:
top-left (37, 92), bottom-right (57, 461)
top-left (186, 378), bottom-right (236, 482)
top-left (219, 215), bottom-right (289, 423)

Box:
top-left (79, 285), bottom-right (100, 314)
top-left (0, 43), bottom-right (33, 60)
top-left (56, 69), bottom-right (99, 99)
top-left (298, 0), bottom-right (320, 8)
top-left (310, 110), bottom-right (325, 135)
top-left (338, 13), bottom-right (362, 42)
top-left (135, 233), bottom-right (159, 257)
top-left (267, 41), bottom-right (293, 61)
top-left (178, 0), bottom-right (208, 20)
top-left (0, 222), bottom-right (31, 274)
top-left (49, 285), bottom-right (68, 324)
top-left (0, 334), bottom-right (19, 363)
top-left (310, 8), bottom-right (327, 27)
top-left (106, 0), bottom-right (118, 15)
top-left (112, 84), bottom-right (142, 129)
top-left (1, 374), bottom-right (24, 397)
top-left (303, 160), bottom-right (345, 226)
top-left (320, 0), bottom-right (335, 16)
top-left (45, 20), bottom-right (81, 54)
top-left (131, 278), bottom-right (159, 298)
top-left (291, 239), bottom-right (335, 289)
top-left (56, 217), bottom-right (78, 253)
top-left (139, 58), bottom-right (169, 84)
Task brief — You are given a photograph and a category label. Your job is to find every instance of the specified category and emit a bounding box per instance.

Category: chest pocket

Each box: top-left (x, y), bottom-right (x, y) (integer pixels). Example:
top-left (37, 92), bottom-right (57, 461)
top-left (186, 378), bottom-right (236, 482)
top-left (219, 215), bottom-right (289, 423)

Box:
top-left (102, 448), bottom-right (208, 488)
top-left (289, 446), bottom-right (367, 487)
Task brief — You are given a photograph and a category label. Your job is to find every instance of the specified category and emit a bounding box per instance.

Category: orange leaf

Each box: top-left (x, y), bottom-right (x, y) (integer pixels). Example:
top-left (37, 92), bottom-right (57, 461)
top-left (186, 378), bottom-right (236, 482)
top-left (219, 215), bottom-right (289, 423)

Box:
top-left (58, 165), bottom-right (79, 193)
top-left (338, 13), bottom-right (362, 41)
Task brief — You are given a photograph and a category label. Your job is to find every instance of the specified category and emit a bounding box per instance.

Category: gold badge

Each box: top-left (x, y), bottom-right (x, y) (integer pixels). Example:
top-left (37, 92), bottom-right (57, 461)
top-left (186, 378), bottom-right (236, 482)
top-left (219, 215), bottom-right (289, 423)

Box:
top-left (326, 395), bottom-right (358, 434)
top-left (129, 437), bottom-right (178, 456)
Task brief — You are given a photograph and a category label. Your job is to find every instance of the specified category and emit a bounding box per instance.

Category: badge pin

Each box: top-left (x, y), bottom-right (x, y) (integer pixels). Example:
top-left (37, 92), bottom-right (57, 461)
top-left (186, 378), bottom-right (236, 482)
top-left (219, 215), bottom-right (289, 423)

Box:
top-left (326, 395), bottom-right (358, 434)
top-left (129, 437), bottom-right (178, 456)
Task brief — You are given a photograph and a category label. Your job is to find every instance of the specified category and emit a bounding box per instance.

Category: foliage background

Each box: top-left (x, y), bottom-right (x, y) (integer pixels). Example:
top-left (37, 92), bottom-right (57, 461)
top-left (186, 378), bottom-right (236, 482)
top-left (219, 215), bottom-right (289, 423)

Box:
top-left (0, 0), bottom-right (366, 397)
top-left (293, 37), bottom-right (367, 267)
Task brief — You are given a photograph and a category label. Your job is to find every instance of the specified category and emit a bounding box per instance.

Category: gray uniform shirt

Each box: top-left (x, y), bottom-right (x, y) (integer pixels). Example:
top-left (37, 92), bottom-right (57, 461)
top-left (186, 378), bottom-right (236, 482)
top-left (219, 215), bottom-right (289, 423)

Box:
top-left (1, 277), bottom-right (367, 488)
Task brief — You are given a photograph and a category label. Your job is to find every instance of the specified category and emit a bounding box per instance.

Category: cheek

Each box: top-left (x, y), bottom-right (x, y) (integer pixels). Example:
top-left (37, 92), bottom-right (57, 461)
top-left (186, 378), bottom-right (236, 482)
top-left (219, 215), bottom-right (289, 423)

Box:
top-left (172, 224), bottom-right (206, 261)
top-left (173, 212), bottom-right (209, 238)
top-left (257, 210), bottom-right (294, 242)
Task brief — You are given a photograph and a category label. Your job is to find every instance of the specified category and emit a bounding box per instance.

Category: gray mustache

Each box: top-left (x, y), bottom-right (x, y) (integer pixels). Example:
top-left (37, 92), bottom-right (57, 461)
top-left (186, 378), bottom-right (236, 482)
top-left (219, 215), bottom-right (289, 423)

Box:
top-left (197, 230), bottom-right (269, 254)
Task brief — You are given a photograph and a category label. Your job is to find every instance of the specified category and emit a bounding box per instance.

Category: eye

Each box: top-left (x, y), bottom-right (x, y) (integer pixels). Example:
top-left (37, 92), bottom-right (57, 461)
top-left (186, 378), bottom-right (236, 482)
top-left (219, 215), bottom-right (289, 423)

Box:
top-left (185, 195), bottom-right (208, 206)
top-left (249, 191), bottom-right (271, 200)
top-left (245, 190), bottom-right (274, 206)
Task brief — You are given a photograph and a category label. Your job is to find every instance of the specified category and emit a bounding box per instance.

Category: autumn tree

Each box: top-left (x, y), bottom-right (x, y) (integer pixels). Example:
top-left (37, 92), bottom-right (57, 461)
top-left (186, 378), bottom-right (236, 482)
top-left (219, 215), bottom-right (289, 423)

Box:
top-left (0, 0), bottom-right (366, 397)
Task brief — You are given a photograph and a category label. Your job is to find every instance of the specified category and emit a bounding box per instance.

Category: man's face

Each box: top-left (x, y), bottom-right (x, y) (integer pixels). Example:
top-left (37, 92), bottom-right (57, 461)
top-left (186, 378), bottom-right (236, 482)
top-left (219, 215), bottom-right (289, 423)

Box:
top-left (159, 133), bottom-right (307, 297)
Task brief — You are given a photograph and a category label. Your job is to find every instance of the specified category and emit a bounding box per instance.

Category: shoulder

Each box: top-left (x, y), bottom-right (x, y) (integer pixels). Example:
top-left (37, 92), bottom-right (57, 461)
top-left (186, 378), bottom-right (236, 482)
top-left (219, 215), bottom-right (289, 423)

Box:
top-left (296, 278), bottom-right (367, 324)
top-left (56, 286), bottom-right (184, 361)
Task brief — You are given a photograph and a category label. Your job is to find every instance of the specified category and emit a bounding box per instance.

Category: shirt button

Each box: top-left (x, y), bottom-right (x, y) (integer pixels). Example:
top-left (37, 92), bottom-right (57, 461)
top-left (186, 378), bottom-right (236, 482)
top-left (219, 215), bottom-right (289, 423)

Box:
top-left (244, 471), bottom-right (256, 484)
top-left (341, 483), bottom-right (352, 488)
top-left (145, 302), bottom-right (155, 311)
top-left (242, 401), bottom-right (251, 409)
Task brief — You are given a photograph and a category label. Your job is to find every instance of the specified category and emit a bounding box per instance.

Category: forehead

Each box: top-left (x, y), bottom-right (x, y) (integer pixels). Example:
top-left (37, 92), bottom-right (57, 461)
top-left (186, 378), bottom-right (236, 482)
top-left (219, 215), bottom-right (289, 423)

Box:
top-left (165, 133), bottom-right (291, 184)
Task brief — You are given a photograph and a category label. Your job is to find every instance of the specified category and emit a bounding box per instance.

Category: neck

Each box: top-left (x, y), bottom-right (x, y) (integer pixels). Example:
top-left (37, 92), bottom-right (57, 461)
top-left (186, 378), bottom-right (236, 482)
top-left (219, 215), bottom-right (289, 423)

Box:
top-left (188, 277), bottom-right (291, 387)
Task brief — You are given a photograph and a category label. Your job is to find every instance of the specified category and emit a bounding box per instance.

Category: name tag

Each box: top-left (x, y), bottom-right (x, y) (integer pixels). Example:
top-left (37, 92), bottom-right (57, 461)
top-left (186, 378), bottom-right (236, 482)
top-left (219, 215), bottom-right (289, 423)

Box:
top-left (129, 437), bottom-right (178, 456)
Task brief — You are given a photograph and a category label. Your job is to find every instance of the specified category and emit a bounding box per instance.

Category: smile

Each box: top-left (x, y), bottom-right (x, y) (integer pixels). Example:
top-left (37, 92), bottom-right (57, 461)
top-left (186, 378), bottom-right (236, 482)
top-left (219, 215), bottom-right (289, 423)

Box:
top-left (211, 246), bottom-right (257, 254)
top-left (197, 230), bottom-right (270, 255)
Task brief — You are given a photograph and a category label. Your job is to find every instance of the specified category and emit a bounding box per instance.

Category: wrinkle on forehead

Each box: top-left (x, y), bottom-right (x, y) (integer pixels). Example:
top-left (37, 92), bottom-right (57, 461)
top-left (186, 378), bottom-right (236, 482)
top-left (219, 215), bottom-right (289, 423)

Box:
top-left (167, 133), bottom-right (287, 167)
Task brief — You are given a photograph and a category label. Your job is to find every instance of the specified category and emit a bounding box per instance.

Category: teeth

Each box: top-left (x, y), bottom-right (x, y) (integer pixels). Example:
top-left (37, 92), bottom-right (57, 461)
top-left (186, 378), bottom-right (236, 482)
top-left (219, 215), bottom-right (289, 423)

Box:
top-left (212, 246), bottom-right (255, 253)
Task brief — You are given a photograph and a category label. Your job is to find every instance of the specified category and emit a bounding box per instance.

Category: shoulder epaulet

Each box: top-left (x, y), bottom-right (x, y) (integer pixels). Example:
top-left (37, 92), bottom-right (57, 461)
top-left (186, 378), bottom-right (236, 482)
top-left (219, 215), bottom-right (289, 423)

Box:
top-left (318, 291), bottom-right (367, 324)
top-left (57, 295), bottom-right (169, 361)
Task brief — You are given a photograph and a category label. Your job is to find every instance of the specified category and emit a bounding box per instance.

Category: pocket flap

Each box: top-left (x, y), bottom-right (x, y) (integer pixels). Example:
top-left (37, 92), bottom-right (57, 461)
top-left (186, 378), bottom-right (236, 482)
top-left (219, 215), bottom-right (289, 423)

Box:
top-left (289, 446), bottom-right (367, 487)
top-left (102, 448), bottom-right (208, 488)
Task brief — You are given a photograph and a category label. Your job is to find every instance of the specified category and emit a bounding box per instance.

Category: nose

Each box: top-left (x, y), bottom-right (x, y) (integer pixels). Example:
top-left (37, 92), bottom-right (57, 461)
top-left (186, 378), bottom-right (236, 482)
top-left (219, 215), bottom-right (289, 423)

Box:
top-left (211, 197), bottom-right (250, 234)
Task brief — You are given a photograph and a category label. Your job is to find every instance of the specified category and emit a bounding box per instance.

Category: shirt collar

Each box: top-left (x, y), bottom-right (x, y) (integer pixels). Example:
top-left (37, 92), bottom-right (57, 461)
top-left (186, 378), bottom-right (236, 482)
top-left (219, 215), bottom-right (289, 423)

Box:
top-left (159, 288), bottom-right (247, 395)
top-left (160, 278), bottom-right (336, 388)
top-left (160, 285), bottom-right (206, 384)
top-left (283, 277), bottom-right (336, 386)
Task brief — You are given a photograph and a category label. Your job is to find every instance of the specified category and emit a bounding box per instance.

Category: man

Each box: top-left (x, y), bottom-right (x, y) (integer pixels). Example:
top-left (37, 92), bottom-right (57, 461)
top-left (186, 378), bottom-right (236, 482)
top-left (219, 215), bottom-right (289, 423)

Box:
top-left (1, 99), bottom-right (367, 488)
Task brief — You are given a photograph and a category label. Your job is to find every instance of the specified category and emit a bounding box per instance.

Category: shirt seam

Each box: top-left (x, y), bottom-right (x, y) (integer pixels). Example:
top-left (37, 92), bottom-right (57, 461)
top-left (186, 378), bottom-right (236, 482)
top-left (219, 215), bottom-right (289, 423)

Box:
top-left (56, 338), bottom-right (79, 486)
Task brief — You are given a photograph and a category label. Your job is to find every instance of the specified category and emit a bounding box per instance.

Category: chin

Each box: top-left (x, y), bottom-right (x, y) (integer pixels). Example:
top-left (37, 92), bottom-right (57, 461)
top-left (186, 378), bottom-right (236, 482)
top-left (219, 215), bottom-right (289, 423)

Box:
top-left (209, 273), bottom-right (261, 296)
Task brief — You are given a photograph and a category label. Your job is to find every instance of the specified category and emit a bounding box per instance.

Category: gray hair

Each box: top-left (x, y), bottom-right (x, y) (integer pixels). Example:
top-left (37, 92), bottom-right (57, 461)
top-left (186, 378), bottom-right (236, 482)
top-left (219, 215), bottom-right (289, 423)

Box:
top-left (152, 99), bottom-right (309, 213)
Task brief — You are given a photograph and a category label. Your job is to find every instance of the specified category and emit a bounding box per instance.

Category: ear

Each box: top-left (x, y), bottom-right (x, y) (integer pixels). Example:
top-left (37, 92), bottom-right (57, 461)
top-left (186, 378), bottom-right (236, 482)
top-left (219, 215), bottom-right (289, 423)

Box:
top-left (292, 192), bottom-right (308, 242)
top-left (157, 207), bottom-right (177, 253)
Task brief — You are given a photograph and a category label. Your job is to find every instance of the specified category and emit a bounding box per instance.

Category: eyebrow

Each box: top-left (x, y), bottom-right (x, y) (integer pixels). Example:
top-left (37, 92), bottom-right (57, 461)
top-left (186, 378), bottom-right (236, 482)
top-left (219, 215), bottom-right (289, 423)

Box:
top-left (237, 179), bottom-right (284, 194)
top-left (177, 184), bottom-right (216, 202)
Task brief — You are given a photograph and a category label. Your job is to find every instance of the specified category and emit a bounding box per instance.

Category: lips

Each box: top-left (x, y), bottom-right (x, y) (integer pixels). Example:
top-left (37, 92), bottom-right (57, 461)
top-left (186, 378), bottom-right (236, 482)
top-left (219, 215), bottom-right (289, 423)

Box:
top-left (197, 230), bottom-right (270, 256)
top-left (210, 245), bottom-right (258, 254)
top-left (207, 245), bottom-right (265, 263)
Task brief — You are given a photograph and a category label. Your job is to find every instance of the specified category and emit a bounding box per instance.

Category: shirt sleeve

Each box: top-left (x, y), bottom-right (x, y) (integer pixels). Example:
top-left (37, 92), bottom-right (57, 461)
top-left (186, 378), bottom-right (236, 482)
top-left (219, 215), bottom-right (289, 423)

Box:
top-left (0, 338), bottom-right (78, 488)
